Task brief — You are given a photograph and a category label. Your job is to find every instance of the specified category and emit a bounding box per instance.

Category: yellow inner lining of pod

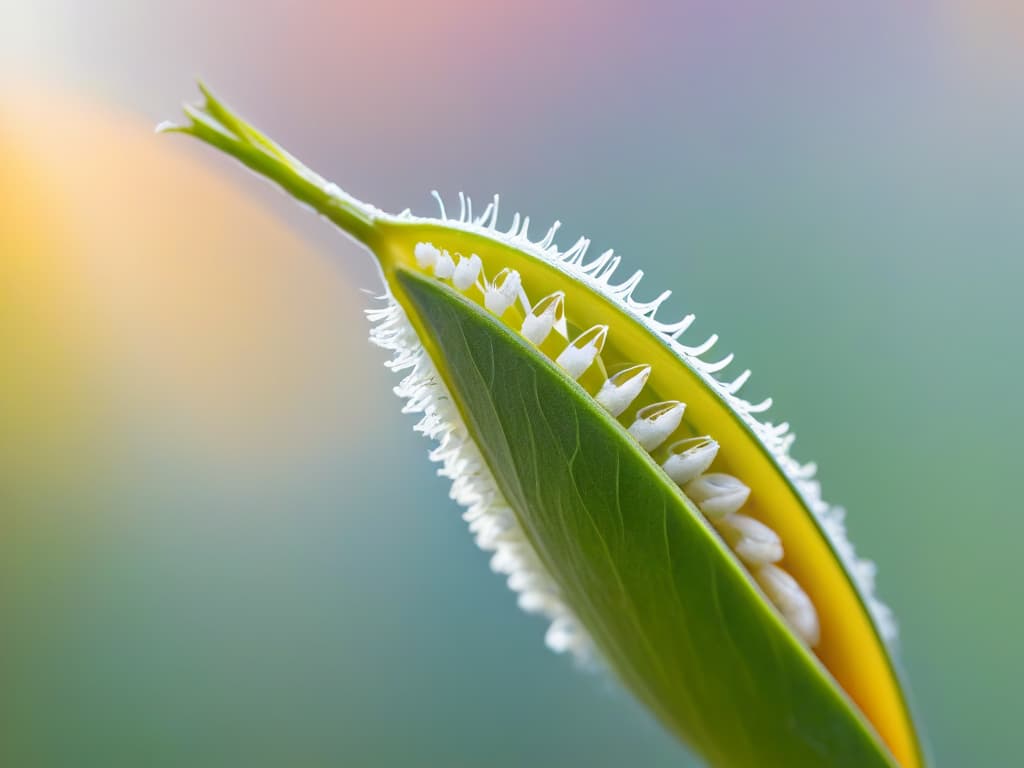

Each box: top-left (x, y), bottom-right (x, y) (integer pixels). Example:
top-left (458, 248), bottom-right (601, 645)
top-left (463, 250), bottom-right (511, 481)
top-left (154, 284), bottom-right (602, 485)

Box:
top-left (376, 221), bottom-right (921, 768)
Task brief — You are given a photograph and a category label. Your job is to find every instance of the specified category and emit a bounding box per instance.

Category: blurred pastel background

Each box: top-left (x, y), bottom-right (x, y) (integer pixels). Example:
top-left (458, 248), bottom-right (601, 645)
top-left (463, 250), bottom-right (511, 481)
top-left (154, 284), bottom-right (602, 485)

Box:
top-left (2, 1), bottom-right (1021, 765)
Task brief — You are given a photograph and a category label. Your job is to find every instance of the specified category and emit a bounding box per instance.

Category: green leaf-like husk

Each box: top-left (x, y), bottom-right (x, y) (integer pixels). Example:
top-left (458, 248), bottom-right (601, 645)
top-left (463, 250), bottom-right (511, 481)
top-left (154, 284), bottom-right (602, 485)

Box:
top-left (397, 267), bottom-right (896, 768)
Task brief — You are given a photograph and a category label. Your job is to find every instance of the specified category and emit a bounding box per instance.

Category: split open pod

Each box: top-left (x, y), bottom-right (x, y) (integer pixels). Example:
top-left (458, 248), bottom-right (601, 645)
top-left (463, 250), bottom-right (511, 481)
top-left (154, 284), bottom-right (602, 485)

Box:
top-left (162, 86), bottom-right (927, 768)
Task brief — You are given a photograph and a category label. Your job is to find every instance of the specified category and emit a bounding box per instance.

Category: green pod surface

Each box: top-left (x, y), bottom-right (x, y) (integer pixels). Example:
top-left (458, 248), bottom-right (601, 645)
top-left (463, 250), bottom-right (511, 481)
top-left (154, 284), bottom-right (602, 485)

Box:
top-left (161, 86), bottom-right (928, 768)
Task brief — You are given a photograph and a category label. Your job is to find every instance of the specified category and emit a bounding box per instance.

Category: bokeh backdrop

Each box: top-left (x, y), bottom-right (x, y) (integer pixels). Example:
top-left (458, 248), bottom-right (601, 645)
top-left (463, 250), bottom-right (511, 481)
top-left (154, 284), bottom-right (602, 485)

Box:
top-left (2, 1), bottom-right (1022, 765)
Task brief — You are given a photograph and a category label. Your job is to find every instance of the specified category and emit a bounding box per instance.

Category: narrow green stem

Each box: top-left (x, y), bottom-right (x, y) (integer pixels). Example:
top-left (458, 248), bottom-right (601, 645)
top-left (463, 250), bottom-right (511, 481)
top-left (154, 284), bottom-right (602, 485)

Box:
top-left (159, 84), bottom-right (379, 249)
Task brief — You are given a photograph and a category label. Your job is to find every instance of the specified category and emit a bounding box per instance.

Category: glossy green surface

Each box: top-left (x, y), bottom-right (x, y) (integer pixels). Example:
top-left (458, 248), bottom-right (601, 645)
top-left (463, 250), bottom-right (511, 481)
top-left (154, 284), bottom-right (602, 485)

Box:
top-left (396, 267), bottom-right (896, 768)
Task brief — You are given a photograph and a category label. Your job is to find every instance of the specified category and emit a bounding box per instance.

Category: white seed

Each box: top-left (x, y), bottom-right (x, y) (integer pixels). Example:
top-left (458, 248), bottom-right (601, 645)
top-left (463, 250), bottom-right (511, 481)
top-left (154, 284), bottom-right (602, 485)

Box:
top-left (684, 473), bottom-right (750, 520)
top-left (414, 241), bottom-right (439, 268)
top-left (628, 401), bottom-right (685, 451)
top-left (754, 564), bottom-right (820, 647)
top-left (484, 268), bottom-right (522, 316)
top-left (433, 249), bottom-right (455, 279)
top-left (596, 364), bottom-right (651, 417)
top-left (521, 291), bottom-right (565, 345)
top-left (661, 436), bottom-right (719, 485)
top-left (715, 513), bottom-right (783, 566)
top-left (452, 253), bottom-right (482, 290)
top-left (556, 325), bottom-right (608, 379)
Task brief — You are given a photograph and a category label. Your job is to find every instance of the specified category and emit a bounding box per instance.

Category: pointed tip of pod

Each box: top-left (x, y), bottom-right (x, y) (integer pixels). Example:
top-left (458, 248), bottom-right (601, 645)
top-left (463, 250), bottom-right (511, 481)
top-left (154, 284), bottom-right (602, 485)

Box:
top-left (684, 473), bottom-right (750, 520)
top-left (485, 268), bottom-right (522, 316)
top-left (661, 436), bottom-right (719, 485)
top-left (556, 325), bottom-right (608, 379)
top-left (521, 291), bottom-right (566, 345)
top-left (754, 564), bottom-right (821, 648)
top-left (596, 364), bottom-right (652, 417)
top-left (628, 400), bottom-right (685, 451)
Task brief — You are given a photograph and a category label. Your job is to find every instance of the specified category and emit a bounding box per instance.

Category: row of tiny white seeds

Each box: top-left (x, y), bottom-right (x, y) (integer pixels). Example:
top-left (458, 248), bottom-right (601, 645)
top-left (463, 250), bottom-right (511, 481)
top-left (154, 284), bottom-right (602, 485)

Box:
top-left (414, 243), bottom-right (820, 648)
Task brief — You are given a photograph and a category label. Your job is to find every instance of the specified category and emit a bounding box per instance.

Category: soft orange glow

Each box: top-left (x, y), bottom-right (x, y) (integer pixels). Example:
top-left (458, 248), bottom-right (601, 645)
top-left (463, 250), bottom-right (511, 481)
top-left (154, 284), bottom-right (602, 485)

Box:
top-left (1, 88), bottom-right (371, 470)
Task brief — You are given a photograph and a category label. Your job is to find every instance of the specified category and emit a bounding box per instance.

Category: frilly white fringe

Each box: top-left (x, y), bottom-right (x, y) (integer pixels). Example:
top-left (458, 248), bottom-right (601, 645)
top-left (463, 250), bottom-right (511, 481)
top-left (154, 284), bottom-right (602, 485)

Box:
top-left (367, 295), bottom-right (596, 662)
